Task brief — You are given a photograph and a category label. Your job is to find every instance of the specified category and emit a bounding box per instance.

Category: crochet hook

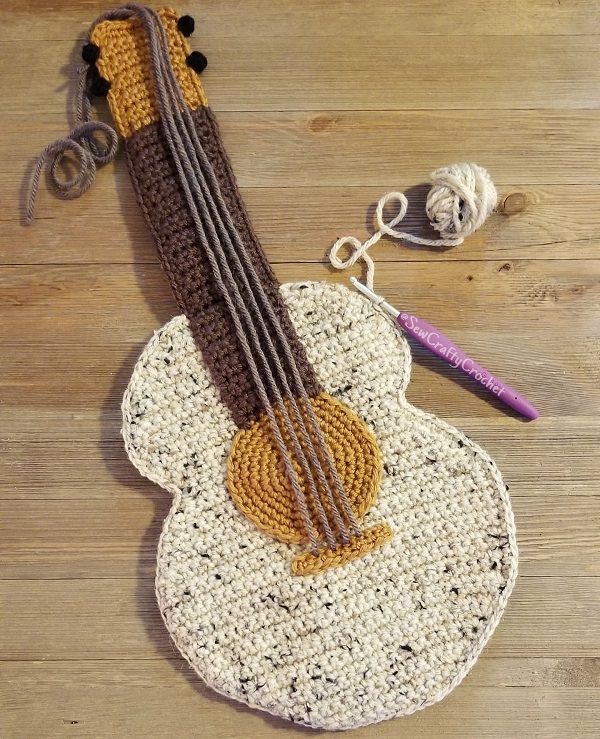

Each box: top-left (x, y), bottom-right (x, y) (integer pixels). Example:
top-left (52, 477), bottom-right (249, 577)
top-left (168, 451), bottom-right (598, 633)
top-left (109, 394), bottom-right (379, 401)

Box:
top-left (350, 277), bottom-right (539, 420)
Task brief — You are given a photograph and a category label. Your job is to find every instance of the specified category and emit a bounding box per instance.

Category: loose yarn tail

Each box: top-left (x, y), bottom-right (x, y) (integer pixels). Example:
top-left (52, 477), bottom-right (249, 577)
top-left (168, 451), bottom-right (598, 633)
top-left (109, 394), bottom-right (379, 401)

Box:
top-left (23, 9), bottom-right (129, 225)
top-left (24, 116), bottom-right (118, 225)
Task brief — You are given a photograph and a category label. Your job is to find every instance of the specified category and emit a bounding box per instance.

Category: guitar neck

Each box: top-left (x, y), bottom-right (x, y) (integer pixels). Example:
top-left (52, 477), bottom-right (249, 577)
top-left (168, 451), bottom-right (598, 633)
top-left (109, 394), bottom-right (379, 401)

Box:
top-left (92, 8), bottom-right (321, 428)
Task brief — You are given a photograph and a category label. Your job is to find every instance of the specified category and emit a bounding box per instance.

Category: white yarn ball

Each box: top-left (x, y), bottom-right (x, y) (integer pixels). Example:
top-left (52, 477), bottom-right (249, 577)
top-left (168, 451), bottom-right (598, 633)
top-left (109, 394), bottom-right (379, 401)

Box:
top-left (426, 163), bottom-right (497, 241)
top-left (329, 162), bottom-right (498, 289)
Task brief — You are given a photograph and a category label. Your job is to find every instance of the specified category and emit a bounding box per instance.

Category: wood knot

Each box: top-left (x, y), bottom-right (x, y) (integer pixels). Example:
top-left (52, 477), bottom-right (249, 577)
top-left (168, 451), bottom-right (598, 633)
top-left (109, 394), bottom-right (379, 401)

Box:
top-left (308, 114), bottom-right (337, 133)
top-left (500, 192), bottom-right (528, 215)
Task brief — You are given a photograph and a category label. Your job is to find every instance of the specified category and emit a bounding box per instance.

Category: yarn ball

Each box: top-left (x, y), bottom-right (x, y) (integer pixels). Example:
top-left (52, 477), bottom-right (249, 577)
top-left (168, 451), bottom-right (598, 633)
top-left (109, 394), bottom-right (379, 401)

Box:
top-left (186, 51), bottom-right (208, 74)
top-left (177, 14), bottom-right (195, 37)
top-left (426, 163), bottom-right (497, 242)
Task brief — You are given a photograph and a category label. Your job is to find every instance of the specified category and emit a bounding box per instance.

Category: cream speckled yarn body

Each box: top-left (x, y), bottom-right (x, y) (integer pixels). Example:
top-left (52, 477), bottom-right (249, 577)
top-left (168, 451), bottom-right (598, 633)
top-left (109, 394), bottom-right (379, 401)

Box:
top-left (122, 281), bottom-right (517, 730)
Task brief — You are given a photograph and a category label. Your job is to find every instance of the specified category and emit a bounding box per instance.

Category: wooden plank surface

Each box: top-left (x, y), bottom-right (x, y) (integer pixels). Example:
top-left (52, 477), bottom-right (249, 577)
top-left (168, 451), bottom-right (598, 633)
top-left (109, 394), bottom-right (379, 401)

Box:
top-left (1, 494), bottom-right (599, 578)
top-left (4, 183), bottom-right (600, 264)
top-left (1, 1), bottom-right (599, 737)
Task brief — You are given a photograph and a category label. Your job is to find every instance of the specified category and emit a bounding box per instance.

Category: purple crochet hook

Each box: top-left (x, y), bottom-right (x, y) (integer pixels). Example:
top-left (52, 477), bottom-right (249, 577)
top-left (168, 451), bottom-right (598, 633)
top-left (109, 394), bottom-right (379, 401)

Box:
top-left (350, 277), bottom-right (539, 420)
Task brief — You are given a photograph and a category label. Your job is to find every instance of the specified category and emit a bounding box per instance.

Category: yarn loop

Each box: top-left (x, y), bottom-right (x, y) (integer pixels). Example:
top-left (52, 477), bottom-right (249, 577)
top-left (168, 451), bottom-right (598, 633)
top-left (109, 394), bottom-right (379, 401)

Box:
top-left (24, 56), bottom-right (121, 226)
top-left (329, 162), bottom-right (497, 289)
top-left (25, 120), bottom-right (118, 225)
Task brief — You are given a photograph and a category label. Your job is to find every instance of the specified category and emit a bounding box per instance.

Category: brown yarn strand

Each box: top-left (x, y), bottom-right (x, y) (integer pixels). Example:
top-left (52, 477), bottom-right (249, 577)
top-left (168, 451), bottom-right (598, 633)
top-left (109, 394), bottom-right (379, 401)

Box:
top-left (154, 44), bottom-right (356, 542)
top-left (148, 10), bottom-right (361, 539)
top-left (24, 4), bottom-right (322, 551)
top-left (184, 111), bottom-right (362, 541)
top-left (25, 114), bottom-right (118, 225)
top-left (24, 6), bottom-right (130, 225)
top-left (122, 5), bottom-right (356, 548)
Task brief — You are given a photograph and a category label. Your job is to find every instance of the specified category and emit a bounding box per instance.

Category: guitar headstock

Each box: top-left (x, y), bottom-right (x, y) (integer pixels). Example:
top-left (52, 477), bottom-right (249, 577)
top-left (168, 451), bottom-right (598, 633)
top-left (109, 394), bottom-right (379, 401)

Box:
top-left (88, 7), bottom-right (207, 138)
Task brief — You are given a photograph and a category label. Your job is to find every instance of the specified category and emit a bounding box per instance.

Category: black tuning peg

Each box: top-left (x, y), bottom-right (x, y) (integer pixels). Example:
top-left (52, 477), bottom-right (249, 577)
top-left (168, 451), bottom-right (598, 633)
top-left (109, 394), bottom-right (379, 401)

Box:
top-left (177, 15), bottom-right (195, 37)
top-left (81, 42), bottom-right (100, 64)
top-left (186, 51), bottom-right (208, 74)
top-left (87, 66), bottom-right (111, 97)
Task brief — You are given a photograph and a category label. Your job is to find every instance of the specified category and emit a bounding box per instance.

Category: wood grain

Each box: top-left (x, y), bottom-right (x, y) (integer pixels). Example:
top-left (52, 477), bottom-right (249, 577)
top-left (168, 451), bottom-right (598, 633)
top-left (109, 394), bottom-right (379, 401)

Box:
top-left (2, 661), bottom-right (598, 739)
top-left (1, 0), bottom-right (599, 737)
top-left (4, 183), bottom-right (600, 264)
top-left (2, 0), bottom-right (600, 40)
top-left (4, 35), bottom-right (600, 112)
top-left (5, 111), bottom-right (600, 187)
top-left (1, 494), bottom-right (598, 579)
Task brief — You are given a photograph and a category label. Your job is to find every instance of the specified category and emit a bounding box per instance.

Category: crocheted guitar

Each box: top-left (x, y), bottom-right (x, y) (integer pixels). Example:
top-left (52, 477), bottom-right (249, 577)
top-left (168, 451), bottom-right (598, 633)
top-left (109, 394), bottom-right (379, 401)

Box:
top-left (31, 5), bottom-right (518, 730)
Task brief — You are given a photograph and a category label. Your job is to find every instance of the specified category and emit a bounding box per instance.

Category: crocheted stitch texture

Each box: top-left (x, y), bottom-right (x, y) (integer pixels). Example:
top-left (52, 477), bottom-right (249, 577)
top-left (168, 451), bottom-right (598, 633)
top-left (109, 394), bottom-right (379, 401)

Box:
top-left (124, 106), bottom-right (321, 428)
top-left (227, 392), bottom-right (383, 544)
top-left (91, 7), bottom-right (207, 137)
top-left (122, 281), bottom-right (518, 731)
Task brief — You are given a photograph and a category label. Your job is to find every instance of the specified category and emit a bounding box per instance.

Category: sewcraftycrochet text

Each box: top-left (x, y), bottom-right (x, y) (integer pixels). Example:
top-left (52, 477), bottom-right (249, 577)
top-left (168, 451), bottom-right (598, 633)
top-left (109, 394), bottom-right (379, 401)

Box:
top-left (401, 312), bottom-right (506, 398)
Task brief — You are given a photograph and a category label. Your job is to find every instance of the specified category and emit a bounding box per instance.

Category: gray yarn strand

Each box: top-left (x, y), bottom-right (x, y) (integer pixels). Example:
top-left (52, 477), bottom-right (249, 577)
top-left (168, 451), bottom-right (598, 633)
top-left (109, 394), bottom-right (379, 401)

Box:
top-left (174, 111), bottom-right (344, 546)
top-left (144, 9), bottom-right (360, 537)
top-left (25, 116), bottom-right (118, 225)
top-left (171, 68), bottom-right (362, 537)
top-left (26, 3), bottom-right (366, 550)
top-left (23, 6), bottom-right (130, 225)
top-left (132, 6), bottom-right (326, 549)
top-left (151, 41), bottom-right (349, 544)
top-left (147, 11), bottom-right (356, 543)
top-left (26, 2), bottom-right (321, 551)
top-left (155, 32), bottom-right (340, 550)
top-left (149, 14), bottom-right (361, 535)
top-left (178, 113), bottom-right (356, 542)
top-left (129, 4), bottom-right (360, 545)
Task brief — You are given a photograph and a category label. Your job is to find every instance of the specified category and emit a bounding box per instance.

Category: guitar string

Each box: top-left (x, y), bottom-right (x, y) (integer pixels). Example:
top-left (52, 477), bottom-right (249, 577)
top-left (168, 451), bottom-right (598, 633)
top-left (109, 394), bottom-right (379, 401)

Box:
top-left (26, 3), bottom-right (325, 552)
top-left (133, 4), bottom-right (362, 545)
top-left (179, 95), bottom-right (363, 541)
top-left (148, 16), bottom-right (362, 541)
top-left (55, 4), bottom-right (328, 552)
top-left (127, 5), bottom-right (345, 550)
top-left (158, 68), bottom-right (346, 546)
top-left (28, 4), bottom-right (364, 550)
top-left (150, 13), bottom-right (362, 540)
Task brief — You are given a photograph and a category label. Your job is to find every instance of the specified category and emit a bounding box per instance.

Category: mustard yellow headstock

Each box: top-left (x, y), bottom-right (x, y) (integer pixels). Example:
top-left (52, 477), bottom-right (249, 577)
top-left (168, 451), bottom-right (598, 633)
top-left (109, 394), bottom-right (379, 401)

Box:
top-left (90, 7), bottom-right (207, 138)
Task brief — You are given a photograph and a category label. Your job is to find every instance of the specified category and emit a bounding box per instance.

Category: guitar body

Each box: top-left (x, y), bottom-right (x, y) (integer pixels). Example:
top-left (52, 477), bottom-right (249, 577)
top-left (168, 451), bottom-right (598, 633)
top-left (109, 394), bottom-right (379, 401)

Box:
top-left (123, 281), bottom-right (517, 730)
top-left (61, 6), bottom-right (521, 728)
